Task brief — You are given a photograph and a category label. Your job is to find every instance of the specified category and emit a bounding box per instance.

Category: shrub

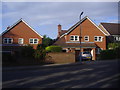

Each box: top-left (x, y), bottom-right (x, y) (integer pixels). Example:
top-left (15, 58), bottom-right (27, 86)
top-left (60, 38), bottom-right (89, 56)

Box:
top-left (114, 47), bottom-right (120, 59)
top-left (34, 49), bottom-right (46, 60)
top-left (108, 43), bottom-right (120, 49)
top-left (34, 44), bottom-right (46, 61)
top-left (99, 49), bottom-right (116, 60)
top-left (45, 46), bottom-right (62, 52)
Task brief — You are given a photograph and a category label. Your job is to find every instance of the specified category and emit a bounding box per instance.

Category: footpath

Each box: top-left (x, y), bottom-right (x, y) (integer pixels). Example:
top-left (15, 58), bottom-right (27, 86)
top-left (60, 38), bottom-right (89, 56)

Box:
top-left (3, 60), bottom-right (116, 71)
top-left (2, 61), bottom-right (94, 72)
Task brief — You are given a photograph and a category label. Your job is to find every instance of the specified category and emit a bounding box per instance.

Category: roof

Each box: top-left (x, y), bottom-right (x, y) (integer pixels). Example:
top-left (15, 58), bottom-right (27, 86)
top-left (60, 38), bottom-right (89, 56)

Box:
top-left (1, 18), bottom-right (43, 38)
top-left (54, 36), bottom-right (97, 48)
top-left (100, 23), bottom-right (120, 35)
top-left (60, 16), bottom-right (107, 38)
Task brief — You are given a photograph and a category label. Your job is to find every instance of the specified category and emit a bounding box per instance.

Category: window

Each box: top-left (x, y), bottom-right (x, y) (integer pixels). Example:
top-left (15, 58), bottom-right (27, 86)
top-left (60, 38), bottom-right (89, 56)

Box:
top-left (115, 36), bottom-right (120, 41)
top-left (84, 36), bottom-right (89, 41)
top-left (3, 38), bottom-right (13, 44)
top-left (29, 38), bottom-right (38, 44)
top-left (70, 35), bottom-right (79, 41)
top-left (94, 36), bottom-right (103, 42)
top-left (18, 38), bottom-right (24, 44)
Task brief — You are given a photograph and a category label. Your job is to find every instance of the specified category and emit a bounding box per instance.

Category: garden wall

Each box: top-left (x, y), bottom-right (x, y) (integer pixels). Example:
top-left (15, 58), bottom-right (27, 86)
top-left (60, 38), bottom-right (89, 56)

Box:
top-left (46, 52), bottom-right (75, 64)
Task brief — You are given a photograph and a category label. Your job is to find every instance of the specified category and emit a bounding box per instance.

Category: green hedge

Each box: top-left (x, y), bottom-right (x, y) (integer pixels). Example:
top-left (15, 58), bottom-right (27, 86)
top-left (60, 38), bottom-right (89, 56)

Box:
top-left (99, 50), bottom-right (116, 60)
top-left (99, 47), bottom-right (120, 60)
top-left (45, 46), bottom-right (62, 52)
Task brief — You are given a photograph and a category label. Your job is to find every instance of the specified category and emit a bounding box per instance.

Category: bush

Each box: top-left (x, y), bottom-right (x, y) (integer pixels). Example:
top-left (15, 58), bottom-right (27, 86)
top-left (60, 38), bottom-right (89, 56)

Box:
top-left (108, 43), bottom-right (120, 49)
top-left (34, 44), bottom-right (46, 61)
top-left (114, 47), bottom-right (120, 59)
top-left (45, 46), bottom-right (62, 52)
top-left (21, 45), bottom-right (34, 57)
top-left (99, 49), bottom-right (116, 60)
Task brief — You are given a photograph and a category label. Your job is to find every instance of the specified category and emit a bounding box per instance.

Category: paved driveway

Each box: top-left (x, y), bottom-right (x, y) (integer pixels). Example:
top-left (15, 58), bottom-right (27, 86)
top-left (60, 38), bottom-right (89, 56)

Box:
top-left (2, 60), bottom-right (120, 88)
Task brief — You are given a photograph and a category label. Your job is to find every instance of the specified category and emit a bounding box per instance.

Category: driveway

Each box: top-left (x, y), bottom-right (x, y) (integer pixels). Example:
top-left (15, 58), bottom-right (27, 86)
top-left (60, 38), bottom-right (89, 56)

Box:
top-left (2, 60), bottom-right (120, 88)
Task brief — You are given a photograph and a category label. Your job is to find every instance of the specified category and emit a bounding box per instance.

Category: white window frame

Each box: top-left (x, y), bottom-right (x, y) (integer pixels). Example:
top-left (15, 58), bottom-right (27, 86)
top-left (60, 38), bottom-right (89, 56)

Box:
top-left (18, 38), bottom-right (24, 44)
top-left (84, 36), bottom-right (89, 41)
top-left (115, 36), bottom-right (120, 41)
top-left (94, 36), bottom-right (103, 42)
top-left (3, 38), bottom-right (13, 44)
top-left (29, 38), bottom-right (38, 44)
top-left (70, 35), bottom-right (79, 41)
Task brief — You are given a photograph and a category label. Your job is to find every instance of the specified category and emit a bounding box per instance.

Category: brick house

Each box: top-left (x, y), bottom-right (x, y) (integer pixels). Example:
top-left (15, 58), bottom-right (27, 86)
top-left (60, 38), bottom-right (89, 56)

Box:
top-left (99, 23), bottom-right (120, 44)
top-left (54, 16), bottom-right (107, 60)
top-left (1, 18), bottom-right (43, 52)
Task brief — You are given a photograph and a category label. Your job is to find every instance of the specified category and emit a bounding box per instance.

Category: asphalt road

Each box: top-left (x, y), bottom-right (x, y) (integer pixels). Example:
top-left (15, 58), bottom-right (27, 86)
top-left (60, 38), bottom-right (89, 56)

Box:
top-left (2, 60), bottom-right (120, 88)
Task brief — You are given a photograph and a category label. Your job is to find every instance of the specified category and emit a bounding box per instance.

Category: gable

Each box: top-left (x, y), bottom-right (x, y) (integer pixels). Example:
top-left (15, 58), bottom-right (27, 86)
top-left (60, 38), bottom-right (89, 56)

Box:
top-left (60, 16), bottom-right (107, 38)
top-left (2, 19), bottom-right (43, 38)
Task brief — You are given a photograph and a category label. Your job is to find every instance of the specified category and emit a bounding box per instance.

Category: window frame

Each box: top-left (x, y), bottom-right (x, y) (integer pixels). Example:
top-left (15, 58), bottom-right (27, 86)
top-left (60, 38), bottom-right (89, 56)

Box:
top-left (84, 36), bottom-right (89, 41)
top-left (70, 35), bottom-right (79, 41)
top-left (18, 38), bottom-right (24, 44)
top-left (94, 36), bottom-right (103, 42)
top-left (115, 36), bottom-right (120, 41)
top-left (29, 38), bottom-right (38, 44)
top-left (3, 38), bottom-right (13, 44)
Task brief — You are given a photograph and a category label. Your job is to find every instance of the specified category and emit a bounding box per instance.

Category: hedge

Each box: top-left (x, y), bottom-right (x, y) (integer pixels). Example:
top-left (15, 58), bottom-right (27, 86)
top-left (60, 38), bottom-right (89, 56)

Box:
top-left (99, 47), bottom-right (120, 60)
top-left (45, 46), bottom-right (62, 52)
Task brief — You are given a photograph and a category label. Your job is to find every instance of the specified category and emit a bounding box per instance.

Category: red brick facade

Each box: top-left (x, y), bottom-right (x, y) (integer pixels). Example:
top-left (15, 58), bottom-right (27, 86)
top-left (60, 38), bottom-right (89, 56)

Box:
top-left (2, 19), bottom-right (43, 49)
top-left (54, 16), bottom-right (107, 60)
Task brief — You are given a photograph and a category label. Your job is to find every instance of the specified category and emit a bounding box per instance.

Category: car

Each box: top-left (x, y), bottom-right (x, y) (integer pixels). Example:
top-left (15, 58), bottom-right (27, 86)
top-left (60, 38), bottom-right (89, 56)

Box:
top-left (81, 51), bottom-right (92, 60)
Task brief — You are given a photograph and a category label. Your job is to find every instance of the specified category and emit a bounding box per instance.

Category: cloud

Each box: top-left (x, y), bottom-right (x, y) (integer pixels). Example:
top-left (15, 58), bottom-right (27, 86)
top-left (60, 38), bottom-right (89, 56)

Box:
top-left (1, 2), bottom-right (118, 38)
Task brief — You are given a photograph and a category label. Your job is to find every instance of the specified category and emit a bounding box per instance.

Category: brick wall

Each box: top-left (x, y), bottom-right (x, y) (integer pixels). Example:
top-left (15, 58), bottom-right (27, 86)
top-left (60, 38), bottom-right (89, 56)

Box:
top-left (46, 52), bottom-right (75, 64)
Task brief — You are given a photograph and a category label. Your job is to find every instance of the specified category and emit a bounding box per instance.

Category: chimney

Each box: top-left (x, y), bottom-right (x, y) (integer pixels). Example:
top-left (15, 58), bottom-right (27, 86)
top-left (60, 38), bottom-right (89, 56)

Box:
top-left (58, 24), bottom-right (62, 38)
top-left (7, 26), bottom-right (10, 30)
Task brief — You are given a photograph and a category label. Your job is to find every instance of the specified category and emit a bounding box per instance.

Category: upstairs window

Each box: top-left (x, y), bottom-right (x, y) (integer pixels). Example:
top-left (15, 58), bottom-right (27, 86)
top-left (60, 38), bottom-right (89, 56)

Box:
top-left (84, 36), bottom-right (89, 41)
top-left (94, 36), bottom-right (103, 42)
top-left (18, 38), bottom-right (24, 44)
top-left (70, 35), bottom-right (79, 41)
top-left (3, 38), bottom-right (13, 44)
top-left (29, 38), bottom-right (38, 44)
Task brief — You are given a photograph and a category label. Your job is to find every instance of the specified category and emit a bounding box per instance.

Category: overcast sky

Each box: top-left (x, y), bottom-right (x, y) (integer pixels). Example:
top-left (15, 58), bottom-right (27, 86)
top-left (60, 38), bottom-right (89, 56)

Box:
top-left (1, 1), bottom-right (119, 39)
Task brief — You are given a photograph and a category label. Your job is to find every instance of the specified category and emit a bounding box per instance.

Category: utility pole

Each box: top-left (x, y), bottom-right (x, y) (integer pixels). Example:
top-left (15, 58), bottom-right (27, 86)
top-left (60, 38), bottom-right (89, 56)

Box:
top-left (79, 12), bottom-right (83, 62)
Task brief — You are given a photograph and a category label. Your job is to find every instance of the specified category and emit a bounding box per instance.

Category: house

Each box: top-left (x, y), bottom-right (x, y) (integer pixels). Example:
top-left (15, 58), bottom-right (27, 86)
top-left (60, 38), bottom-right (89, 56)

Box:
top-left (99, 23), bottom-right (120, 44)
top-left (1, 18), bottom-right (43, 52)
top-left (54, 16), bottom-right (107, 60)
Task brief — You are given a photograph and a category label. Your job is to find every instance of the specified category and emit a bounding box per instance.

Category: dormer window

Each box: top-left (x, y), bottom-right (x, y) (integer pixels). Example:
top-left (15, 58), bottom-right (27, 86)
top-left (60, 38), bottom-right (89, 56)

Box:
top-left (3, 38), bottom-right (13, 44)
top-left (70, 35), bottom-right (79, 41)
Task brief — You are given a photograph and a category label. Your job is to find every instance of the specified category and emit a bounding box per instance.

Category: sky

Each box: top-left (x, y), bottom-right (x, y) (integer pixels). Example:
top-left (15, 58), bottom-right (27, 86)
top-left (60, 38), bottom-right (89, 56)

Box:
top-left (1, 0), bottom-right (119, 39)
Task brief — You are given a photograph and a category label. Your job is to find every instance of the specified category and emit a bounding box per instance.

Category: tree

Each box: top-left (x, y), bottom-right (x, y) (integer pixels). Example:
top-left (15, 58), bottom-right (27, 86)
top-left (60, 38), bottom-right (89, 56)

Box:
top-left (42, 35), bottom-right (55, 48)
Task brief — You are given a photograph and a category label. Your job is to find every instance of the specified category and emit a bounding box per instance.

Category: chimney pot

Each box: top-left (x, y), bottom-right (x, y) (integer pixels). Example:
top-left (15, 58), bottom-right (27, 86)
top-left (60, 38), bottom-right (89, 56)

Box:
top-left (7, 26), bottom-right (10, 30)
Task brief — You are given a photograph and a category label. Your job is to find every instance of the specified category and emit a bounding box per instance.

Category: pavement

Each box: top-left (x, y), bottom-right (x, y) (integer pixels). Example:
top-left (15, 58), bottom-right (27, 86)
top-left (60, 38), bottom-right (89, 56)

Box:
top-left (2, 61), bottom-right (84, 71)
top-left (2, 59), bottom-right (118, 71)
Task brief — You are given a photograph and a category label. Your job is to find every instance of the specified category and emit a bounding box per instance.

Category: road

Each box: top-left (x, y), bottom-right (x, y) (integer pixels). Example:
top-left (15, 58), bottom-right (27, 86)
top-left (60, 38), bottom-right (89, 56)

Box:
top-left (2, 60), bottom-right (120, 88)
